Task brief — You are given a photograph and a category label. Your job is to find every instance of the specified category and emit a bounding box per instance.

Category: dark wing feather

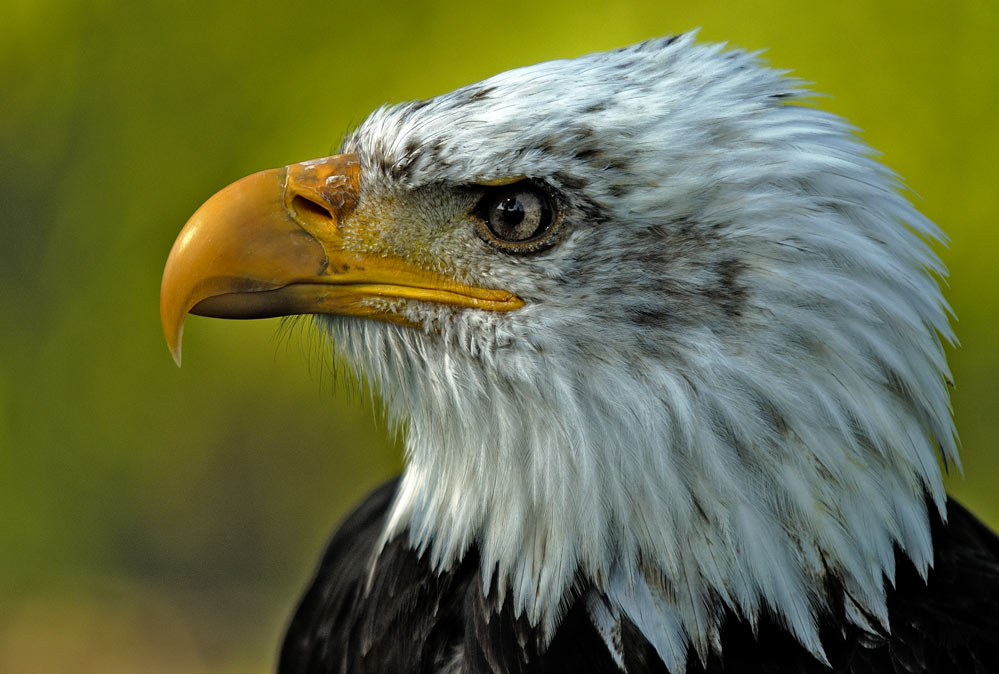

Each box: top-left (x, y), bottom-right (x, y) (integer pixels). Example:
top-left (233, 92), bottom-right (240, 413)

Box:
top-left (874, 499), bottom-right (999, 673)
top-left (280, 481), bottom-right (999, 674)
top-left (278, 479), bottom-right (399, 673)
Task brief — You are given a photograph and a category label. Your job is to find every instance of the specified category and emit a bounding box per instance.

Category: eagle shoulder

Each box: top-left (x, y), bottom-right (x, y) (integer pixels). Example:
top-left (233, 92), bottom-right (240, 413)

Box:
top-left (277, 478), bottom-right (627, 674)
top-left (690, 499), bottom-right (999, 674)
top-left (279, 481), bottom-right (999, 674)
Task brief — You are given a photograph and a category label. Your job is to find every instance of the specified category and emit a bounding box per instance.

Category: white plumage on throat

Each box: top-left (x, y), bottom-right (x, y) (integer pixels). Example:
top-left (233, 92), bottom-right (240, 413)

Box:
top-left (320, 33), bottom-right (958, 671)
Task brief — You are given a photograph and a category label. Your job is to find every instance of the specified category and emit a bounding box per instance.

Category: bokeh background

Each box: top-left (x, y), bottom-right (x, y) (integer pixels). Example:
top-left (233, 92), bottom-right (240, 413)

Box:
top-left (2, 0), bottom-right (996, 671)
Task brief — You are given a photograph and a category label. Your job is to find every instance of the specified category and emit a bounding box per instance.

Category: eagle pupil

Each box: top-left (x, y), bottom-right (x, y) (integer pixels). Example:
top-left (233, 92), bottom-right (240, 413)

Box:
top-left (496, 197), bottom-right (525, 227)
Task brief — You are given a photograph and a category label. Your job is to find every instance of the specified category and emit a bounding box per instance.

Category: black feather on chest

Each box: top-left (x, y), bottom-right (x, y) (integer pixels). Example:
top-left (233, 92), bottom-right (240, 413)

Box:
top-left (278, 479), bottom-right (999, 674)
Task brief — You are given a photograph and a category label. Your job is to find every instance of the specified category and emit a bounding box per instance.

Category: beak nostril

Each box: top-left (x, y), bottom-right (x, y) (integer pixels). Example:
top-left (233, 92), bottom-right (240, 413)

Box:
top-left (291, 194), bottom-right (335, 225)
top-left (284, 155), bottom-right (360, 227)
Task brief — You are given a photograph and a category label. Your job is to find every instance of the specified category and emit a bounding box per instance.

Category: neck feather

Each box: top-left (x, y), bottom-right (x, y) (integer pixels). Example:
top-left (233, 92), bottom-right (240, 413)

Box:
top-left (322, 309), bottom-right (954, 670)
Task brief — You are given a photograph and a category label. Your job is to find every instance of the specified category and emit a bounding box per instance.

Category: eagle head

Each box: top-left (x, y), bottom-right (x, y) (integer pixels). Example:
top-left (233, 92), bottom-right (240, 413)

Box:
top-left (161, 33), bottom-right (956, 670)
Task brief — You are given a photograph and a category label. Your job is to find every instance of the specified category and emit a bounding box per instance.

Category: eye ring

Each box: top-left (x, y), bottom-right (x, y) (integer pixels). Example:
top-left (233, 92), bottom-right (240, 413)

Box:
top-left (471, 180), bottom-right (561, 253)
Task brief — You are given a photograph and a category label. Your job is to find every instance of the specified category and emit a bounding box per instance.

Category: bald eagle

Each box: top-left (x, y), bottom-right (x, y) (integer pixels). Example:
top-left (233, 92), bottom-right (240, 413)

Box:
top-left (161, 34), bottom-right (999, 673)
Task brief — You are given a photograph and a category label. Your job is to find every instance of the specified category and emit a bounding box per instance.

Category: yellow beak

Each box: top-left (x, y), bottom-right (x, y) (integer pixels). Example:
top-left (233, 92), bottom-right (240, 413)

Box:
top-left (160, 153), bottom-right (523, 365)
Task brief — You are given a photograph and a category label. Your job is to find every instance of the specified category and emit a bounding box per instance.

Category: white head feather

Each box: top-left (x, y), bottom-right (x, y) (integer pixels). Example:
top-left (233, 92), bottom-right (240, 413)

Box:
top-left (319, 33), bottom-right (957, 670)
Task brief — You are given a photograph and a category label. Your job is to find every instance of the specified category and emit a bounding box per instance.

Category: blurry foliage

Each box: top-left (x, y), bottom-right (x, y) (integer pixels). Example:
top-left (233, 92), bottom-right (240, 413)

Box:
top-left (1, 0), bottom-right (997, 671)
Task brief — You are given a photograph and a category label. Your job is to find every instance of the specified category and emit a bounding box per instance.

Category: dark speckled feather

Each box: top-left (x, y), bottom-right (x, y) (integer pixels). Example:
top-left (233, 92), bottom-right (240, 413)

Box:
top-left (279, 479), bottom-right (999, 674)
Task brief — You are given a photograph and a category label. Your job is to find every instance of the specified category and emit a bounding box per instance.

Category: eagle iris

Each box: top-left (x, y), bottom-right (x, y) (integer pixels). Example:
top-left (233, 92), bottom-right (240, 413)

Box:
top-left (474, 181), bottom-right (554, 249)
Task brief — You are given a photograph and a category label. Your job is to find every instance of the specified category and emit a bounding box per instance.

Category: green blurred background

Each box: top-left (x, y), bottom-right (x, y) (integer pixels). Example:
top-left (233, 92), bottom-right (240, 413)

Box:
top-left (2, 0), bottom-right (996, 671)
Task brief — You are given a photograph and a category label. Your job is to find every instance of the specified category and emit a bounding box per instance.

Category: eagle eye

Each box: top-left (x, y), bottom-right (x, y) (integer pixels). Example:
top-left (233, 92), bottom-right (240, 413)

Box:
top-left (473, 181), bottom-right (558, 252)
